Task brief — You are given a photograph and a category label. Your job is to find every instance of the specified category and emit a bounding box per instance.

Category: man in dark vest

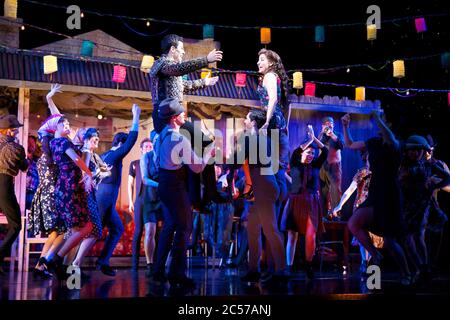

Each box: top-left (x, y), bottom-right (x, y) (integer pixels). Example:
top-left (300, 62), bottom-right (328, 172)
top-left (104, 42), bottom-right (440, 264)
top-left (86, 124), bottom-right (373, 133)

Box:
top-left (0, 115), bottom-right (28, 275)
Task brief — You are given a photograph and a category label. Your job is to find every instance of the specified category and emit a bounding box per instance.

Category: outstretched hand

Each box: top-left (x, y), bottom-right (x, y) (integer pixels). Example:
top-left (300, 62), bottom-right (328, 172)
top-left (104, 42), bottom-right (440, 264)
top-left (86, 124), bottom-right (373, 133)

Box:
top-left (47, 83), bottom-right (62, 99)
top-left (204, 75), bottom-right (219, 86)
top-left (132, 104), bottom-right (141, 118)
top-left (341, 113), bottom-right (351, 127)
top-left (207, 49), bottom-right (223, 63)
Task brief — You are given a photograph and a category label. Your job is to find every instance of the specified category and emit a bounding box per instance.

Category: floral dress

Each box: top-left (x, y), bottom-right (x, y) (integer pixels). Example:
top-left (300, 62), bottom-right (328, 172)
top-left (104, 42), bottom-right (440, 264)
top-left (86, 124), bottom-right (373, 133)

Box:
top-left (82, 150), bottom-right (104, 239)
top-left (50, 137), bottom-right (89, 230)
top-left (256, 74), bottom-right (287, 130)
top-left (28, 153), bottom-right (65, 236)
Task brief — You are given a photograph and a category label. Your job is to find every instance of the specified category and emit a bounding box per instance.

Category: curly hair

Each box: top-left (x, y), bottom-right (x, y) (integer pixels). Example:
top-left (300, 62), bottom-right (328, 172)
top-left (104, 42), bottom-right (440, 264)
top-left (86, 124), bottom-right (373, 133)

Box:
top-left (258, 49), bottom-right (290, 109)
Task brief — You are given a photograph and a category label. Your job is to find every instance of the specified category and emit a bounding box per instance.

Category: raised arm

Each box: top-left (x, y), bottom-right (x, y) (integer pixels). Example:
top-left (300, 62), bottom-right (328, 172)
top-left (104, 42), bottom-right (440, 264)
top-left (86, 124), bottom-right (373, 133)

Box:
top-left (341, 113), bottom-right (366, 150)
top-left (46, 84), bottom-right (62, 115)
top-left (65, 148), bottom-right (92, 177)
top-left (371, 111), bottom-right (399, 148)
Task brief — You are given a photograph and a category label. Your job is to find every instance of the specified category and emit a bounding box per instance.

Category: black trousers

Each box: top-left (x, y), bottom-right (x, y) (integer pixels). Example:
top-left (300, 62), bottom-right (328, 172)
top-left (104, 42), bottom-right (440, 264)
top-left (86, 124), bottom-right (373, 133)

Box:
top-left (180, 121), bottom-right (217, 209)
top-left (154, 168), bottom-right (192, 279)
top-left (0, 174), bottom-right (22, 260)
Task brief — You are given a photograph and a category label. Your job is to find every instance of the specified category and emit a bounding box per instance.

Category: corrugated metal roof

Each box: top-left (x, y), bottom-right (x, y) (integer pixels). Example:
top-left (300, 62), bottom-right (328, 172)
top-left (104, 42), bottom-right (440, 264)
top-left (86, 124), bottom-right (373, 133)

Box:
top-left (0, 50), bottom-right (259, 101)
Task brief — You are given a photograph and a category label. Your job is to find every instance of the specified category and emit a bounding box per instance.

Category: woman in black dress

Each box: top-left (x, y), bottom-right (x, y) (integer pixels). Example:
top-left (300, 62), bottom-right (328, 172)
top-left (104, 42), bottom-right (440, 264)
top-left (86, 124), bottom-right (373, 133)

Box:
top-left (342, 111), bottom-right (412, 285)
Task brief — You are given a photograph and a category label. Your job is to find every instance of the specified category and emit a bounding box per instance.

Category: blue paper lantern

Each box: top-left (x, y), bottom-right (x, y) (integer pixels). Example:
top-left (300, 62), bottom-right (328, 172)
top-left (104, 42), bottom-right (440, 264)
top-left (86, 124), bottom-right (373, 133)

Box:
top-left (203, 24), bottom-right (214, 39)
top-left (80, 40), bottom-right (94, 57)
top-left (315, 26), bottom-right (325, 43)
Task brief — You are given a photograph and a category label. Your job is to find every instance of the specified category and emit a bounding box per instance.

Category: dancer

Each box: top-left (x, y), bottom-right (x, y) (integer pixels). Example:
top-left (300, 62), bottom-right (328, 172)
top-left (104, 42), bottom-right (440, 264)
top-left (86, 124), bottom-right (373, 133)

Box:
top-left (332, 150), bottom-right (383, 273)
top-left (46, 116), bottom-right (94, 279)
top-left (150, 34), bottom-right (222, 209)
top-left (399, 135), bottom-right (450, 282)
top-left (152, 98), bottom-right (215, 289)
top-left (0, 115), bottom-right (28, 275)
top-left (318, 116), bottom-right (344, 218)
top-left (28, 83), bottom-right (66, 279)
top-left (71, 128), bottom-right (111, 275)
top-left (234, 110), bottom-right (287, 284)
top-left (95, 104), bottom-right (140, 276)
top-left (342, 112), bottom-right (412, 285)
top-left (281, 125), bottom-right (326, 279)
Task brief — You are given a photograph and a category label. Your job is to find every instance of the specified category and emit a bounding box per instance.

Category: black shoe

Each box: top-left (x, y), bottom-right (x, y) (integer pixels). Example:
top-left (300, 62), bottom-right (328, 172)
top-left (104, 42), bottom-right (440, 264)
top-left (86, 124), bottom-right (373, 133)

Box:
top-left (145, 264), bottom-right (153, 278)
top-left (96, 263), bottom-right (116, 277)
top-left (305, 262), bottom-right (314, 280)
top-left (169, 276), bottom-right (196, 289)
top-left (152, 272), bottom-right (168, 284)
top-left (240, 271), bottom-right (261, 283)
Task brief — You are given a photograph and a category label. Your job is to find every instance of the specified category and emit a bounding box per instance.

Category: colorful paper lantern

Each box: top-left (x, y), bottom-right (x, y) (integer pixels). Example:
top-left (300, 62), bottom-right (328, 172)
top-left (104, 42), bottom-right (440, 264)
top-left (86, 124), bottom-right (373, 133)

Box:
top-left (448, 92), bottom-right (450, 107)
top-left (260, 28), bottom-right (271, 45)
top-left (367, 24), bottom-right (377, 40)
top-left (441, 52), bottom-right (450, 70)
top-left (201, 69), bottom-right (212, 79)
top-left (304, 82), bottom-right (316, 96)
top-left (355, 87), bottom-right (365, 101)
top-left (235, 73), bottom-right (247, 87)
top-left (203, 24), bottom-right (214, 39)
top-left (140, 55), bottom-right (154, 73)
top-left (293, 72), bottom-right (303, 89)
top-left (315, 26), bottom-right (325, 43)
top-left (112, 65), bottom-right (127, 83)
top-left (4, 0), bottom-right (18, 19)
top-left (393, 60), bottom-right (405, 78)
top-left (43, 55), bottom-right (58, 74)
top-left (80, 40), bottom-right (94, 57)
top-left (415, 17), bottom-right (427, 33)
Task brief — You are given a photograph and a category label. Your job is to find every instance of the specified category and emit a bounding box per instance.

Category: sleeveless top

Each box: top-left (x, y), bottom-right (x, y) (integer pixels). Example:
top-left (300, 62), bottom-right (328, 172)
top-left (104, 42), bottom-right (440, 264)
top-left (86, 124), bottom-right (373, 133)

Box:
top-left (256, 73), bottom-right (287, 130)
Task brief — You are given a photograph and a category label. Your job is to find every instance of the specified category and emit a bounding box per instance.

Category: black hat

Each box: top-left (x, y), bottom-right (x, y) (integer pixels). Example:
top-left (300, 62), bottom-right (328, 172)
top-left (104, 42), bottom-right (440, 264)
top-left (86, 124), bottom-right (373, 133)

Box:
top-left (0, 115), bottom-right (23, 129)
top-left (157, 98), bottom-right (185, 119)
top-left (405, 135), bottom-right (431, 151)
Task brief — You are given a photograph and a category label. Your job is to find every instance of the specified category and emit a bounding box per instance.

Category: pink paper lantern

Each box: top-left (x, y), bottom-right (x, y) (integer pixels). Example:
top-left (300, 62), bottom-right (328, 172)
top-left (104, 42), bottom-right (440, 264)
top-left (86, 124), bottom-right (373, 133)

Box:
top-left (304, 82), bottom-right (316, 97)
top-left (415, 17), bottom-right (427, 33)
top-left (448, 92), bottom-right (450, 106)
top-left (235, 73), bottom-right (247, 87)
top-left (112, 65), bottom-right (127, 83)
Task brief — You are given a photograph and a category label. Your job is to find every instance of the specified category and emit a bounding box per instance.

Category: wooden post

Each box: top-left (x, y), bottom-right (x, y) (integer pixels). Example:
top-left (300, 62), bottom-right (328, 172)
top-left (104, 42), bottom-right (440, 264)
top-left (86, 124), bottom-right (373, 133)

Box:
top-left (15, 87), bottom-right (30, 272)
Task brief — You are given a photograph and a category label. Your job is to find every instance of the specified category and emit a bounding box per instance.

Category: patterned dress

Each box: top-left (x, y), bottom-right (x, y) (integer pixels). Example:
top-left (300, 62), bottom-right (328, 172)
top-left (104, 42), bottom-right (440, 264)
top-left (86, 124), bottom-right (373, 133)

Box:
top-left (83, 150), bottom-right (103, 239)
top-left (28, 153), bottom-right (65, 236)
top-left (50, 137), bottom-right (89, 230)
top-left (256, 74), bottom-right (287, 131)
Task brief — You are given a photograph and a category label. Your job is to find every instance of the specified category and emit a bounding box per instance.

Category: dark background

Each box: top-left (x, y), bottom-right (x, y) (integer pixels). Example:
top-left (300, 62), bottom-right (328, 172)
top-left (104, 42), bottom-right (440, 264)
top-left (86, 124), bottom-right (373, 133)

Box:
top-left (3, 0), bottom-right (450, 268)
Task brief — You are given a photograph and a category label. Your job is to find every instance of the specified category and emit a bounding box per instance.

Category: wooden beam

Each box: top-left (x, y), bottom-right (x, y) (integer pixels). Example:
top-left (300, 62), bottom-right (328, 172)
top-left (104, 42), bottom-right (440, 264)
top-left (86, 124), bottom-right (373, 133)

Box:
top-left (185, 95), bottom-right (259, 108)
top-left (0, 79), bottom-right (152, 99)
top-left (15, 87), bottom-right (29, 217)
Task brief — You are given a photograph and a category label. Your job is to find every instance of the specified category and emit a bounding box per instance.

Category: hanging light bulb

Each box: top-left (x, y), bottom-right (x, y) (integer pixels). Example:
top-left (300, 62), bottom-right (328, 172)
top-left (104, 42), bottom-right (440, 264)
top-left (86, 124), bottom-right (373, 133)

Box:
top-left (80, 12), bottom-right (84, 18)
top-left (346, 68), bottom-right (350, 73)
top-left (75, 112), bottom-right (79, 118)
top-left (146, 20), bottom-right (150, 27)
top-left (97, 113), bottom-right (103, 120)
top-left (20, 25), bottom-right (25, 31)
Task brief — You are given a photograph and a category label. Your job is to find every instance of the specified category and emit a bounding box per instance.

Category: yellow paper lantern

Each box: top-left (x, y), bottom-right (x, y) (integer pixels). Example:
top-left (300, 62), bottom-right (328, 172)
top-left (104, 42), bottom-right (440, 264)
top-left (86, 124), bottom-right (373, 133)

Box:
top-left (367, 24), bottom-right (377, 41)
top-left (201, 69), bottom-right (212, 79)
top-left (260, 28), bottom-right (271, 45)
top-left (355, 87), bottom-right (365, 101)
top-left (393, 60), bottom-right (405, 78)
top-left (293, 72), bottom-right (303, 89)
top-left (140, 55), bottom-right (154, 73)
top-left (43, 55), bottom-right (58, 74)
top-left (4, 0), bottom-right (18, 19)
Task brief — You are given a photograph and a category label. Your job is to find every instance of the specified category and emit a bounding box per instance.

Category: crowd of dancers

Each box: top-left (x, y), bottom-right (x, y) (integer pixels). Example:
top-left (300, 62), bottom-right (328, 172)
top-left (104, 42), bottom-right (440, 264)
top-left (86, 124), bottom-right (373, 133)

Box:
top-left (0, 34), bottom-right (449, 291)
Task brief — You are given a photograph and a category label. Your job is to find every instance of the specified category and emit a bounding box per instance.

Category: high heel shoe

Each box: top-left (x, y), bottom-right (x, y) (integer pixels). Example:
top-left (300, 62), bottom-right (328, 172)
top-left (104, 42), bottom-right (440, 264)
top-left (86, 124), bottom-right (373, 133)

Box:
top-left (240, 184), bottom-right (254, 200)
top-left (33, 257), bottom-right (53, 280)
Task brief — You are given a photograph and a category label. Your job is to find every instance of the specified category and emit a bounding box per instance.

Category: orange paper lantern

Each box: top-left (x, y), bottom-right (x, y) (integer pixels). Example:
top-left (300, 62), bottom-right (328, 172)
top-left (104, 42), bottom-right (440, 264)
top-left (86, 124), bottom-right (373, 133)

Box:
top-left (260, 28), bottom-right (271, 45)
